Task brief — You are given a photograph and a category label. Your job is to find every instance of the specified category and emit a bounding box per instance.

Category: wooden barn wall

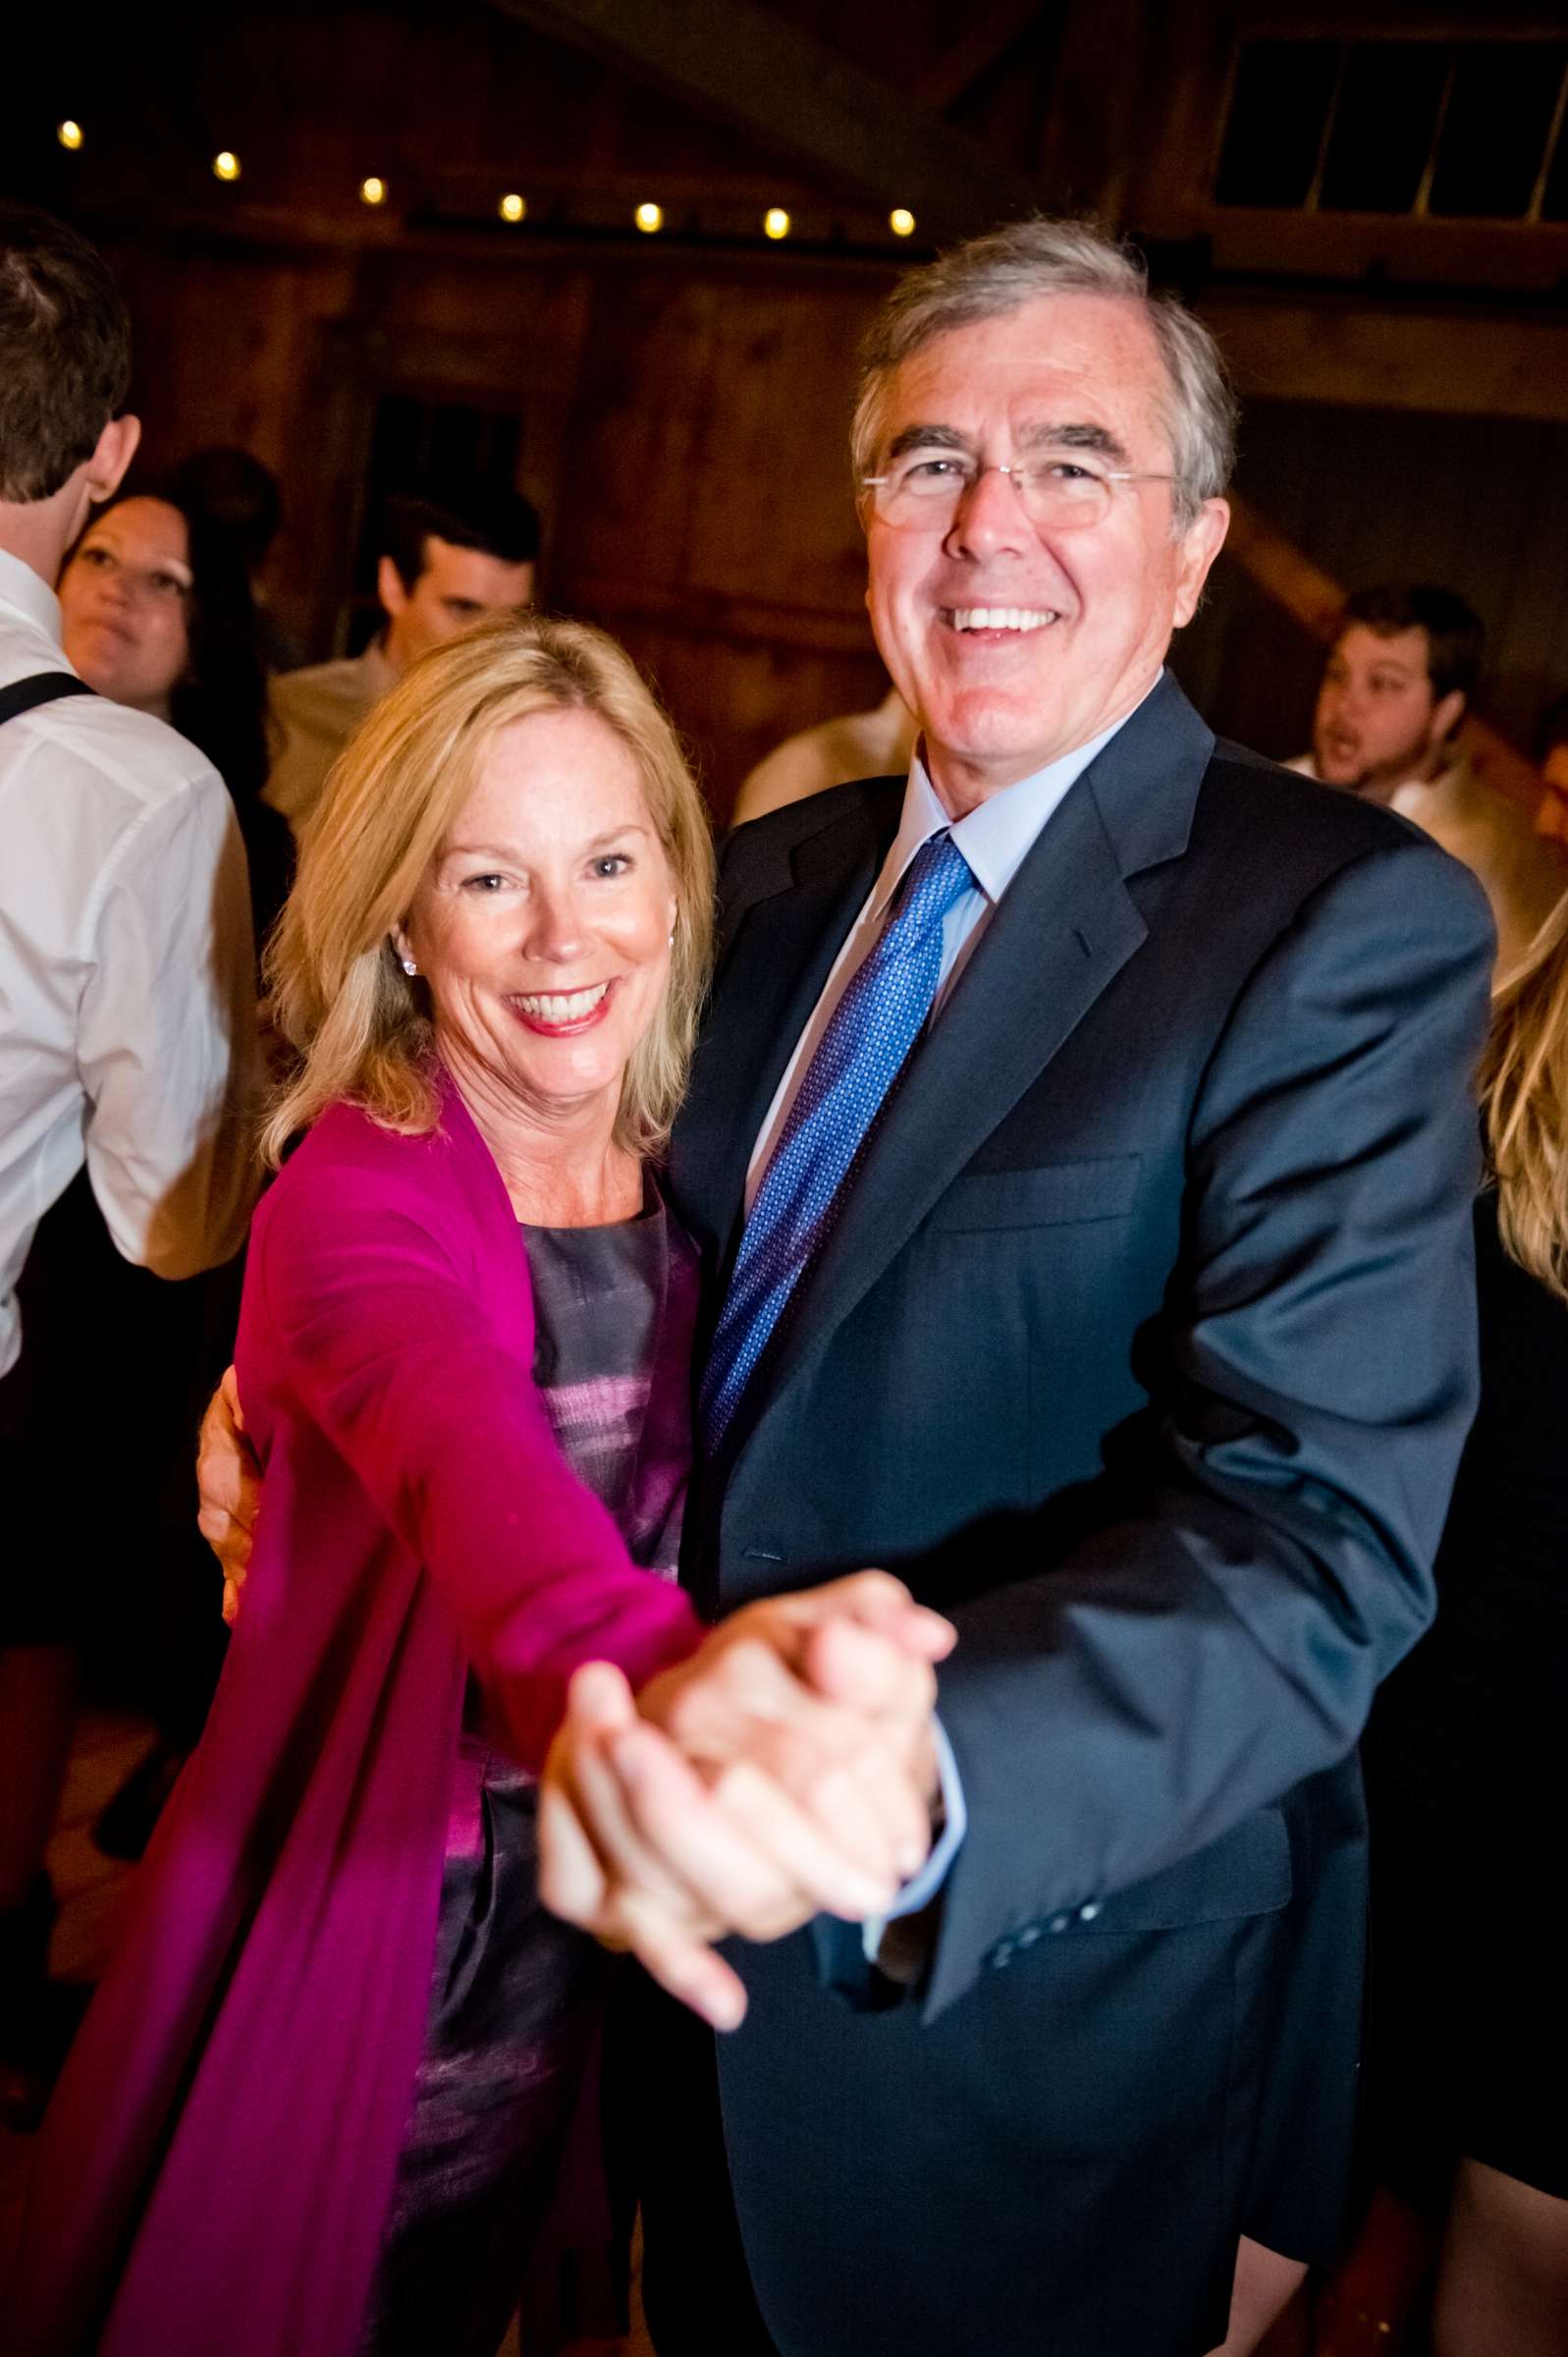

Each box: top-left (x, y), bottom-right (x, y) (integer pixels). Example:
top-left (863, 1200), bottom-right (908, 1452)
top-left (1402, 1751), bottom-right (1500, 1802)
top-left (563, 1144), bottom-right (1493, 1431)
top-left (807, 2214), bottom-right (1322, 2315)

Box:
top-left (101, 234), bottom-right (892, 822)
top-left (1174, 398), bottom-right (1568, 764)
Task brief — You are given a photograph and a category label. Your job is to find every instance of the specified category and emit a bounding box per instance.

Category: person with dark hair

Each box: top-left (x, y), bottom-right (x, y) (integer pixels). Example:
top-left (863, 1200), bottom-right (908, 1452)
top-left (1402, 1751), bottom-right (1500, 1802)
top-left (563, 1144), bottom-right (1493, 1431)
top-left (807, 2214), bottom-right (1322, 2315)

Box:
top-left (60, 478), bottom-right (292, 947)
top-left (169, 444), bottom-right (303, 674)
top-left (263, 482), bottom-right (539, 834)
top-left (1291, 584), bottom-right (1560, 969)
top-left (0, 203), bottom-right (254, 2126)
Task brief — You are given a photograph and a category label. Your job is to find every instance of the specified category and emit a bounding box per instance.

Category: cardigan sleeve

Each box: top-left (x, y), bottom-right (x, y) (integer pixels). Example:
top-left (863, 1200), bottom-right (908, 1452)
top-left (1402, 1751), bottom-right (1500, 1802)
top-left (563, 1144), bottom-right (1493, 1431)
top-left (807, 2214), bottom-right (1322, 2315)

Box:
top-left (250, 1153), bottom-right (704, 1771)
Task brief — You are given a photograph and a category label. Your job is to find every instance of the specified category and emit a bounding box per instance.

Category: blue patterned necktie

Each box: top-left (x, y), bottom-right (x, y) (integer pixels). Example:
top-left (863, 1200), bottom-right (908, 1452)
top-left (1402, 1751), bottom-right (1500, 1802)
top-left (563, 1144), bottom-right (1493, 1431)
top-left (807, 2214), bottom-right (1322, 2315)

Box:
top-left (700, 829), bottom-right (975, 1449)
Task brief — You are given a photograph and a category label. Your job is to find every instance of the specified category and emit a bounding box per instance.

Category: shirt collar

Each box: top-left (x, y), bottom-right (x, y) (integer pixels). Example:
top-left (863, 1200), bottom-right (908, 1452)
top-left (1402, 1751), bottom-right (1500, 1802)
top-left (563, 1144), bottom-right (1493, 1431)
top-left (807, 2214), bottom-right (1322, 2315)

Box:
top-left (0, 545), bottom-right (65, 649)
top-left (870, 674), bottom-right (1160, 920)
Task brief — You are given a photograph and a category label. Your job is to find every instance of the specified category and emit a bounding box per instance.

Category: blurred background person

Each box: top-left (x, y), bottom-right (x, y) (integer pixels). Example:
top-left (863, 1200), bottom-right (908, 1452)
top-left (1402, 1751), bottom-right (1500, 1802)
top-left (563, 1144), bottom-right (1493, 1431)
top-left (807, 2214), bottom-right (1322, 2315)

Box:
top-left (1290, 585), bottom-right (1560, 971)
top-left (0, 202), bottom-right (256, 2132)
top-left (263, 481), bottom-right (539, 836)
top-left (169, 444), bottom-right (303, 674)
top-left (1322, 888), bottom-right (1568, 2357)
top-left (59, 478), bottom-right (292, 951)
top-left (731, 679), bottom-right (915, 825)
top-left (54, 478), bottom-right (291, 1869)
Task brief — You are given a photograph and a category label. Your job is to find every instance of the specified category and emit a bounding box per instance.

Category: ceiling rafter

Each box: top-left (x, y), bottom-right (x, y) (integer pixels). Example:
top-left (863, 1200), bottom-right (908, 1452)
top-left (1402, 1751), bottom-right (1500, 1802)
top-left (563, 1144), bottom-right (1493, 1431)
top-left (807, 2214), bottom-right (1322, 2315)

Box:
top-left (487, 0), bottom-right (1036, 235)
top-left (915, 0), bottom-right (1051, 115)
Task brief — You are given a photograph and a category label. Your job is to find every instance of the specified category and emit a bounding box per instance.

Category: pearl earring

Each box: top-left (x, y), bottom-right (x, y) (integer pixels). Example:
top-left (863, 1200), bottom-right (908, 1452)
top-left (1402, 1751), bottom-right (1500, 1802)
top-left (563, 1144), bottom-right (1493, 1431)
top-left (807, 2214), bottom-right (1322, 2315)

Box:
top-left (401, 957), bottom-right (418, 976)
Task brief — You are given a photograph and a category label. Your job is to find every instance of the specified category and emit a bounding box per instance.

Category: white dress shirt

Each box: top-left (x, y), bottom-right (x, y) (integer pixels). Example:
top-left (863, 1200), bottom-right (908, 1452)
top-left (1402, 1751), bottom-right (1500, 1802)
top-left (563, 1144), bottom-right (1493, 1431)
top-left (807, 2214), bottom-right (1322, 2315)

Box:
top-left (0, 545), bottom-right (257, 1379)
top-left (737, 684), bottom-right (1151, 1943)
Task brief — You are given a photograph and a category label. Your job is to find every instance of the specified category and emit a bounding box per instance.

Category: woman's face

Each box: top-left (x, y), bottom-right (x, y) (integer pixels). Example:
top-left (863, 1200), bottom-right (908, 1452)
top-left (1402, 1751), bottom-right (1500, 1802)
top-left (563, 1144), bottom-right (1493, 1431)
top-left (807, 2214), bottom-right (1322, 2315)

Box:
top-left (59, 497), bottom-right (193, 717)
top-left (398, 706), bottom-right (679, 1135)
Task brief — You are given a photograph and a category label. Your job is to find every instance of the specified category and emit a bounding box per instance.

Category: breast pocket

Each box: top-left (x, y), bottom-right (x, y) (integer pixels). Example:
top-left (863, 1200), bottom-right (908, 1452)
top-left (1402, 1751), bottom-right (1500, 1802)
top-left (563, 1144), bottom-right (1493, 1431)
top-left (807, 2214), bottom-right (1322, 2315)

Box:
top-left (929, 1153), bottom-right (1142, 1233)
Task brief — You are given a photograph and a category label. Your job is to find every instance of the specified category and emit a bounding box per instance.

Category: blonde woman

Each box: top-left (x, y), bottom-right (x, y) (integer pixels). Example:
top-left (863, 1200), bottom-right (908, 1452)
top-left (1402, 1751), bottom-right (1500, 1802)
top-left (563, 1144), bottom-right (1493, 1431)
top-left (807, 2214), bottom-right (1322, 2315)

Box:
top-left (1330, 893), bottom-right (1568, 2356)
top-left (12, 614), bottom-right (946, 2357)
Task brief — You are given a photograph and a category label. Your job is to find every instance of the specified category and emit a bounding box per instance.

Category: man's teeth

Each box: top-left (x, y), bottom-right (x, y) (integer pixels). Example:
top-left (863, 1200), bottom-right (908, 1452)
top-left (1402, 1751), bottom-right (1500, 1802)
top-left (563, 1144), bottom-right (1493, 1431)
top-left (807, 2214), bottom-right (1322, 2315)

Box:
top-left (515, 983), bottom-right (610, 1021)
top-left (947, 608), bottom-right (1059, 632)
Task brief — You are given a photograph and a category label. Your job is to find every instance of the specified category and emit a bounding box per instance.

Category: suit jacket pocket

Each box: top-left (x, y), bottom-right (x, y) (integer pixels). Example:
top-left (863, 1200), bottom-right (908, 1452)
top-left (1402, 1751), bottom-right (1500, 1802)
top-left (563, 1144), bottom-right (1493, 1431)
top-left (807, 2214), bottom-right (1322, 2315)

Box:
top-left (930, 1153), bottom-right (1142, 1233)
top-left (1081, 1806), bottom-right (1293, 1934)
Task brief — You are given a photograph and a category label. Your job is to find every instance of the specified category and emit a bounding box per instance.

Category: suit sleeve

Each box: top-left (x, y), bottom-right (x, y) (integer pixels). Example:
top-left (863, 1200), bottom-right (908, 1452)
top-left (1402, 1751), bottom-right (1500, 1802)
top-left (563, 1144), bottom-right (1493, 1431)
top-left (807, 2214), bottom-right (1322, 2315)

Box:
top-left (252, 1164), bottom-right (704, 1771)
top-left (924, 833), bottom-right (1494, 2016)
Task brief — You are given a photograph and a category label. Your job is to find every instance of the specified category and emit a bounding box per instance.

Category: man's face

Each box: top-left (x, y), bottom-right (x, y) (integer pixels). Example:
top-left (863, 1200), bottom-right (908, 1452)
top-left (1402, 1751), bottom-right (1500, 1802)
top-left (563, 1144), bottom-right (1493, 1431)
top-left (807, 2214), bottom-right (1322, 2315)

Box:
top-left (862, 293), bottom-right (1228, 814)
top-left (1311, 625), bottom-right (1463, 798)
top-left (379, 533), bottom-right (535, 674)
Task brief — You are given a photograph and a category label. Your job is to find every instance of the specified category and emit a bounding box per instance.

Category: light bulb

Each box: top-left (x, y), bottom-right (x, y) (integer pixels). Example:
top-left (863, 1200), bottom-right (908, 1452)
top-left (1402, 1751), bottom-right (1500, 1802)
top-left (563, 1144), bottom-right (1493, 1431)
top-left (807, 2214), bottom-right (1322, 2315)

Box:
top-left (763, 207), bottom-right (790, 241)
top-left (57, 121), bottom-right (83, 152)
top-left (499, 192), bottom-right (526, 224)
top-left (635, 201), bottom-right (664, 234)
top-left (359, 176), bottom-right (387, 207)
top-left (890, 207), bottom-right (916, 238)
top-left (213, 150), bottom-right (241, 183)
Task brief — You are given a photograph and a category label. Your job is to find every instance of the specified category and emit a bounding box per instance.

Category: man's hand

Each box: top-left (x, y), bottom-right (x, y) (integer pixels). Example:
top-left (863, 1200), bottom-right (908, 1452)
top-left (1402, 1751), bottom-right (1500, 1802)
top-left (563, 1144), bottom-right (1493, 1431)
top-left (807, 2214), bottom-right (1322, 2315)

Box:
top-left (195, 1366), bottom-right (262, 1625)
top-left (538, 1573), bottom-right (953, 2028)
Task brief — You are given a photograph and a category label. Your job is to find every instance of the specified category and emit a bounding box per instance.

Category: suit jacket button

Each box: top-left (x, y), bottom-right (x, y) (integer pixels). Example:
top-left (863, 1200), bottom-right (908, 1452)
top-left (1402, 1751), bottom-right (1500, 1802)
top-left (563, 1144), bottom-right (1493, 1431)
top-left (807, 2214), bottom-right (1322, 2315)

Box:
top-left (1049, 1914), bottom-right (1070, 1934)
top-left (992, 1939), bottom-right (1013, 1967)
top-left (1078, 1901), bottom-right (1101, 1922)
top-left (1017, 1925), bottom-right (1041, 1947)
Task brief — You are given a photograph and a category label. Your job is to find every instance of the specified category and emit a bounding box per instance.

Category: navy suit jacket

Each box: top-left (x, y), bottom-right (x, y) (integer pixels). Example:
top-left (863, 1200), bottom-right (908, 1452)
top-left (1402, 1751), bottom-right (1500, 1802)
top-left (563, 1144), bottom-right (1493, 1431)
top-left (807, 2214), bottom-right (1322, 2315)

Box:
top-left (666, 676), bottom-right (1493, 2356)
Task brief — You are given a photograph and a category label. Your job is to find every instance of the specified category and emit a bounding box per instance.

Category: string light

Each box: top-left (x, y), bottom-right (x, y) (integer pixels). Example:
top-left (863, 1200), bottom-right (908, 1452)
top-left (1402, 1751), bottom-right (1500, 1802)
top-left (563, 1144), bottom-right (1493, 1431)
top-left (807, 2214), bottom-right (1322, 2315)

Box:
top-left (634, 201), bottom-right (663, 233)
top-left (890, 207), bottom-right (916, 238)
top-left (763, 207), bottom-right (790, 241)
top-left (499, 192), bottom-right (526, 224)
top-left (56, 121), bottom-right (83, 152)
top-left (359, 176), bottom-right (388, 206)
top-left (212, 151), bottom-right (241, 183)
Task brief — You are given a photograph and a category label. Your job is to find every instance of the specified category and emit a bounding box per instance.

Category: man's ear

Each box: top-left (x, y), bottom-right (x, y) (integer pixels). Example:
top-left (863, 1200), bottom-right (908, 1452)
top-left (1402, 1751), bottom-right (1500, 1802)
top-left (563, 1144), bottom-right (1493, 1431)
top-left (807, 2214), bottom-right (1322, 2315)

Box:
top-left (85, 412), bottom-right (140, 504)
top-left (1171, 498), bottom-right (1229, 630)
top-left (1432, 688), bottom-right (1467, 748)
top-left (377, 553), bottom-right (409, 621)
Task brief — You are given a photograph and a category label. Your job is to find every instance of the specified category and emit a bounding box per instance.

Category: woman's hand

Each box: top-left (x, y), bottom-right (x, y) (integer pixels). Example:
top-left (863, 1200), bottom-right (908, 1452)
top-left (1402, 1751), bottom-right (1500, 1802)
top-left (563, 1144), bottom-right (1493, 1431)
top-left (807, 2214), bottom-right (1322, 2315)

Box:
top-left (195, 1366), bottom-right (262, 1624)
top-left (538, 1573), bottom-right (954, 2028)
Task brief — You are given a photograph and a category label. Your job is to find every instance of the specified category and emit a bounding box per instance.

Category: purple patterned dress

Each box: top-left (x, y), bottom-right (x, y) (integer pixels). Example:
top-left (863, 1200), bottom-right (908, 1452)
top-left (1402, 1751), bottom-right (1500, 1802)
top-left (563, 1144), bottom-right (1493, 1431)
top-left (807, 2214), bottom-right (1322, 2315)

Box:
top-left (359, 1184), bottom-right (698, 2356)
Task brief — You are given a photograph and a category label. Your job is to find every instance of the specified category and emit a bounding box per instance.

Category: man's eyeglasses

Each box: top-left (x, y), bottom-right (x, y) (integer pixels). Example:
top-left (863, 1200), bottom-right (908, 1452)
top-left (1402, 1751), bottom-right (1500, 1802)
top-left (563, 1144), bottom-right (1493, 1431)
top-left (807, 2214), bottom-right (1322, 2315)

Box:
top-left (860, 453), bottom-right (1175, 532)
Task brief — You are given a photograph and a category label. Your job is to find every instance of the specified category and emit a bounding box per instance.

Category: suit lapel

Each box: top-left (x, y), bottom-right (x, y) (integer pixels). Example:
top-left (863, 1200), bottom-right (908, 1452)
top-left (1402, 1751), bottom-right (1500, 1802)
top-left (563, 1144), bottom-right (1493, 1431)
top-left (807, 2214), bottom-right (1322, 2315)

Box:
top-left (738, 677), bottom-right (1215, 1441)
top-left (673, 786), bottom-right (896, 1268)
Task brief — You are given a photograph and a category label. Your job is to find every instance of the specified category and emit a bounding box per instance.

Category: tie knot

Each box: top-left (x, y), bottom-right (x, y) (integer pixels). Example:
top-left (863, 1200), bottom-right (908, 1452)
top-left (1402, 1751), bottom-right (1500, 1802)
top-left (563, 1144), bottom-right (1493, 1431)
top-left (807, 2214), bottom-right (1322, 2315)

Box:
top-left (888, 830), bottom-right (973, 940)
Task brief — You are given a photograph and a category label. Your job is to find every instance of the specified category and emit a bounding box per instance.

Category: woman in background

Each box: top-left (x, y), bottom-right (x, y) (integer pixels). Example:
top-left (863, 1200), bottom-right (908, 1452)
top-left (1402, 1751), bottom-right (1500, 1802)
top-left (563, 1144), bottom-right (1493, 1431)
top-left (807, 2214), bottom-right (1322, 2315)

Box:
top-left (1325, 892), bottom-right (1568, 2355)
top-left (60, 479), bottom-right (291, 948)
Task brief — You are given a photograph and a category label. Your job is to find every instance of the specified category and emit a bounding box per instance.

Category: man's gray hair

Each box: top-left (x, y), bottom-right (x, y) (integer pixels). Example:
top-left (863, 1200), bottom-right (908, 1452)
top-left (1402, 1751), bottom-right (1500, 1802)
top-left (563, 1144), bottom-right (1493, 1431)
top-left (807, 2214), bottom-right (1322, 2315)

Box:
top-left (852, 217), bottom-right (1237, 531)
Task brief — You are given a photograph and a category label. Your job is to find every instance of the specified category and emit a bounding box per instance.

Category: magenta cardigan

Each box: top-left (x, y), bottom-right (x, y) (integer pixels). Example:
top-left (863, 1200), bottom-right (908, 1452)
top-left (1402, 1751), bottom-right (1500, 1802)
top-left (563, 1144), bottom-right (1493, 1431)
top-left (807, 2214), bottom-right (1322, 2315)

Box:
top-left (10, 1082), bottom-right (704, 2356)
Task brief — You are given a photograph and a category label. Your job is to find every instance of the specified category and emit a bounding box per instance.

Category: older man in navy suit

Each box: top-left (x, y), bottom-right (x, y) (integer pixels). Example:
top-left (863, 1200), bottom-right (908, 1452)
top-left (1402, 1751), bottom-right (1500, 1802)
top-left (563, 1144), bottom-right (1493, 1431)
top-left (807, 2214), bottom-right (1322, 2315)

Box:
top-left (539, 220), bottom-right (1493, 2357)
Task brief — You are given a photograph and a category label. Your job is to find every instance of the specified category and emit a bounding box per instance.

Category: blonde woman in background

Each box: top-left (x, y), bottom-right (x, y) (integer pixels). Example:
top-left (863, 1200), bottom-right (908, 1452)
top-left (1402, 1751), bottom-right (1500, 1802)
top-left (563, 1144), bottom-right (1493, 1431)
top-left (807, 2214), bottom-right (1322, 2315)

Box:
top-left (1325, 892), bottom-right (1568, 2356)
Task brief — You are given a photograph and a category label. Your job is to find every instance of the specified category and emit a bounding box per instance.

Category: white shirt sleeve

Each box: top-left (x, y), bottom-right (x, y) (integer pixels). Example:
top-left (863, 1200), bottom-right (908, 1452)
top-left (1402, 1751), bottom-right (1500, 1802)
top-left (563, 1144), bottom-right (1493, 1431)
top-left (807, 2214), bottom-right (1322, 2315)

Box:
top-left (77, 771), bottom-right (258, 1278)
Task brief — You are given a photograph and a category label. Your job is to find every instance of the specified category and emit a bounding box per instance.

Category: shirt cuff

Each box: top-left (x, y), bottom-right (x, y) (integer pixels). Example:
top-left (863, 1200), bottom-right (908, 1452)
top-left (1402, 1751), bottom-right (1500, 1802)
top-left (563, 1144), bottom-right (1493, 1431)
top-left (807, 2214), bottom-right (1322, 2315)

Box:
top-left (861, 1716), bottom-right (966, 1963)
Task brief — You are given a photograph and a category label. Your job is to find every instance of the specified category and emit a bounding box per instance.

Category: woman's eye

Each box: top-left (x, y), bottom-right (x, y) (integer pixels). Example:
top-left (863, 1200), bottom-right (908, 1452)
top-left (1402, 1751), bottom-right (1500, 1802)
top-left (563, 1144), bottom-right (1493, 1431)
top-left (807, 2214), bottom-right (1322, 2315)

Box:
top-left (592, 854), bottom-right (631, 878)
top-left (462, 872), bottom-right (508, 893)
top-left (150, 574), bottom-right (184, 599)
top-left (81, 546), bottom-right (113, 570)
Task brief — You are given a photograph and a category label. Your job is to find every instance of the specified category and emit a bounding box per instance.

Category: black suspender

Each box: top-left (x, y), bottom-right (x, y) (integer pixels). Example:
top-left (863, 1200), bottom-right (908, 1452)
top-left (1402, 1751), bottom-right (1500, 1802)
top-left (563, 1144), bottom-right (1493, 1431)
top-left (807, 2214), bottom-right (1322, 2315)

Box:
top-left (0, 672), bottom-right (95, 727)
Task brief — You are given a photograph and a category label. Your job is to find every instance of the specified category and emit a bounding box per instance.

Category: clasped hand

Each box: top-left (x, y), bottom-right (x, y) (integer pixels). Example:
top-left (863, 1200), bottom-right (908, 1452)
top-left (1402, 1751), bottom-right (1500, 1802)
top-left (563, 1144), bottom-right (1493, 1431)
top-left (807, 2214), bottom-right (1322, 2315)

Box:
top-left (197, 1380), bottom-right (953, 2031)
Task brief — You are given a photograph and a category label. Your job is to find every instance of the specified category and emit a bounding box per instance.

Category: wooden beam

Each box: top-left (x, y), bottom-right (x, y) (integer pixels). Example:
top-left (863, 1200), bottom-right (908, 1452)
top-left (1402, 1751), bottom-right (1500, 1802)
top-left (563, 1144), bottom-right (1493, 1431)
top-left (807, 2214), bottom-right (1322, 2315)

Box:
top-left (915, 0), bottom-right (1047, 114)
top-left (487, 0), bottom-right (1035, 234)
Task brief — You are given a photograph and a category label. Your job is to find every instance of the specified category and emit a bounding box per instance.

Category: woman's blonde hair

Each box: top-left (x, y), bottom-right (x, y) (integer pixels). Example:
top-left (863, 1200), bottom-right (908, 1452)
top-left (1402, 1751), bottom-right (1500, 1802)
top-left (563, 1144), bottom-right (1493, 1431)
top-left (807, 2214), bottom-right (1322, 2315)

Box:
top-left (1481, 889), bottom-right (1568, 1304)
top-left (261, 611), bottom-right (715, 1166)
